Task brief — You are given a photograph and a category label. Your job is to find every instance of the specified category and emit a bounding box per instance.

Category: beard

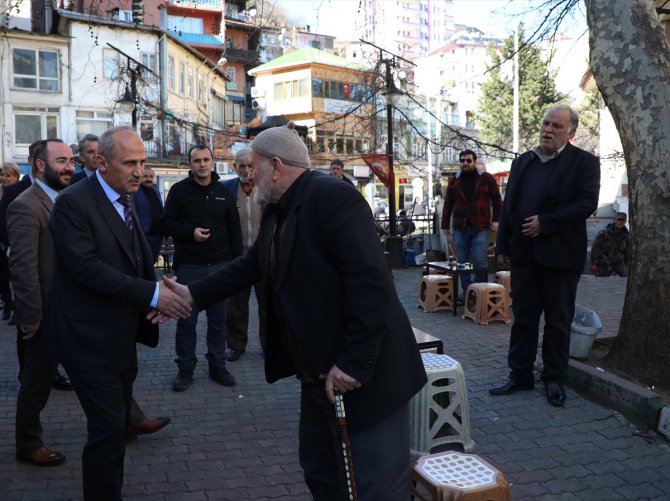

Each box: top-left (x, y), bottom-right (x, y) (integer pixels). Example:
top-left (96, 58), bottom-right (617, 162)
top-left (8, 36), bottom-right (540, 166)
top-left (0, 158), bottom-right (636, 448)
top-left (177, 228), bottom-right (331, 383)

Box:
top-left (44, 161), bottom-right (73, 191)
top-left (253, 173), bottom-right (272, 205)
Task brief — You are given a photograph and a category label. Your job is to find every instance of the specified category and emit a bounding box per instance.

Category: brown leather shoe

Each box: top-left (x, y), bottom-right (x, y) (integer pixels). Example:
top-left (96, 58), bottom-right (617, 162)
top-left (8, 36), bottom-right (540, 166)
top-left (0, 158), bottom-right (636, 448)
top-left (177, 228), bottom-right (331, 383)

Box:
top-left (126, 416), bottom-right (171, 440)
top-left (16, 446), bottom-right (66, 467)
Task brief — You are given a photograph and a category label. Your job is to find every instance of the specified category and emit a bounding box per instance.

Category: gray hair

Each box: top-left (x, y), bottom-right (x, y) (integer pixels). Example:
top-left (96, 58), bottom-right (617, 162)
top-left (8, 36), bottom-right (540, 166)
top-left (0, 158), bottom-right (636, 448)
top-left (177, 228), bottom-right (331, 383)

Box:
top-left (78, 133), bottom-right (99, 153)
top-left (1, 162), bottom-right (20, 180)
top-left (234, 148), bottom-right (252, 165)
top-left (548, 104), bottom-right (579, 131)
top-left (97, 126), bottom-right (137, 161)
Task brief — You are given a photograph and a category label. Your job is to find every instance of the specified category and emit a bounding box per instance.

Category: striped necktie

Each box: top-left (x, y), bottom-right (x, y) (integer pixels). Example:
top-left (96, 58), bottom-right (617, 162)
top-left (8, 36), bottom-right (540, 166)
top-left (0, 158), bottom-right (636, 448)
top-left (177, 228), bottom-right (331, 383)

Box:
top-left (117, 195), bottom-right (134, 231)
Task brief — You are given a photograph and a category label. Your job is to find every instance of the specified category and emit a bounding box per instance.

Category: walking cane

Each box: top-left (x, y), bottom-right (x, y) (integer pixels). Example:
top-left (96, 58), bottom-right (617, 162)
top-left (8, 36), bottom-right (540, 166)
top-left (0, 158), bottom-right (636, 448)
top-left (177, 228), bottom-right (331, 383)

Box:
top-left (334, 393), bottom-right (359, 501)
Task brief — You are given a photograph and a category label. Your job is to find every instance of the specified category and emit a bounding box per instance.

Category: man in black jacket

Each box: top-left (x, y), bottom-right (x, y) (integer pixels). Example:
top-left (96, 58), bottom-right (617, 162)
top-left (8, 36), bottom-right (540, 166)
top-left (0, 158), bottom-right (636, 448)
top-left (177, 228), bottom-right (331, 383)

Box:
top-left (160, 123), bottom-right (426, 500)
top-left (161, 145), bottom-right (242, 392)
top-left (491, 105), bottom-right (600, 407)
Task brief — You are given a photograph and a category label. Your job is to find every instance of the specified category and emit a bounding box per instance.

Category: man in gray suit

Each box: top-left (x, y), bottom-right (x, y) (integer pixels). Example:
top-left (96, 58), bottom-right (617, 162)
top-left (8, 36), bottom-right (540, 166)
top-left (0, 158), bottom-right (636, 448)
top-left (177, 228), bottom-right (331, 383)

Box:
top-left (45, 127), bottom-right (190, 500)
top-left (9, 139), bottom-right (74, 466)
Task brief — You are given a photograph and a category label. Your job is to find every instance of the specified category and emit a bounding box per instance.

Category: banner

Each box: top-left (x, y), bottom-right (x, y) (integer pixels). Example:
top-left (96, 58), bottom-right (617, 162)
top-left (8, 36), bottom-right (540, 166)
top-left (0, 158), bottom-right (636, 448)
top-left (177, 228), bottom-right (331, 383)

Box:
top-left (362, 153), bottom-right (394, 190)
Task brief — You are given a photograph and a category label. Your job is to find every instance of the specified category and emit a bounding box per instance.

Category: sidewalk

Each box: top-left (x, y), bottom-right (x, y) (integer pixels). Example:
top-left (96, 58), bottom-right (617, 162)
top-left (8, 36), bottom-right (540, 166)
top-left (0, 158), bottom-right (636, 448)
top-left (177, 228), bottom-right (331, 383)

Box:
top-left (1, 269), bottom-right (669, 500)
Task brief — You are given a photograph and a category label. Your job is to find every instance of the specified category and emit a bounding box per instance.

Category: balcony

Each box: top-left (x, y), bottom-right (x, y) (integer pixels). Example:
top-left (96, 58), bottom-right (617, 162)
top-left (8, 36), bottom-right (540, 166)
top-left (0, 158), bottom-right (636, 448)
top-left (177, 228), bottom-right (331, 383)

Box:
top-left (168, 0), bottom-right (223, 11)
top-left (171, 32), bottom-right (225, 47)
top-left (224, 47), bottom-right (257, 65)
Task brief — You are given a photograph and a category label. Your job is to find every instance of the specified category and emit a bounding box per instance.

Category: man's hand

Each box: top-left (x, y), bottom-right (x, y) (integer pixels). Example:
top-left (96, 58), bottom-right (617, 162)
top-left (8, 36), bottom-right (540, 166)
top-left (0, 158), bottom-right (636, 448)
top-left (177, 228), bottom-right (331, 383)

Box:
top-left (323, 365), bottom-right (362, 404)
top-left (20, 322), bottom-right (40, 340)
top-left (491, 221), bottom-right (499, 232)
top-left (146, 309), bottom-right (171, 325)
top-left (441, 228), bottom-right (449, 236)
top-left (521, 215), bottom-right (541, 238)
top-left (496, 254), bottom-right (510, 268)
top-left (193, 227), bottom-right (211, 242)
top-left (590, 263), bottom-right (597, 273)
top-left (156, 276), bottom-right (192, 320)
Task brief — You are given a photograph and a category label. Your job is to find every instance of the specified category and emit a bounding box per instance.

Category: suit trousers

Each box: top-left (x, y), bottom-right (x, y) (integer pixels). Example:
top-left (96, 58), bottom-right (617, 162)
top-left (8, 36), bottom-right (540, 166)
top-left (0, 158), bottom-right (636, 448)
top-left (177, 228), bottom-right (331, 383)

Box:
top-left (508, 263), bottom-right (579, 385)
top-left (175, 262), bottom-right (228, 371)
top-left (15, 330), bottom-right (59, 454)
top-left (226, 284), bottom-right (267, 352)
top-left (66, 356), bottom-right (138, 501)
top-left (299, 382), bottom-right (410, 501)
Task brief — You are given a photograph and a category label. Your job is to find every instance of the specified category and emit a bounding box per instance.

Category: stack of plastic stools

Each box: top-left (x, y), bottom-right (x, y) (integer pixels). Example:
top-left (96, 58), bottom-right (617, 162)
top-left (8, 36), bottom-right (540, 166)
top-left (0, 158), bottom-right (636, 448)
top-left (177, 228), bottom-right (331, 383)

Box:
top-left (418, 274), bottom-right (455, 313)
top-left (411, 451), bottom-right (511, 501)
top-left (410, 353), bottom-right (474, 458)
top-left (462, 283), bottom-right (511, 325)
top-left (494, 271), bottom-right (512, 305)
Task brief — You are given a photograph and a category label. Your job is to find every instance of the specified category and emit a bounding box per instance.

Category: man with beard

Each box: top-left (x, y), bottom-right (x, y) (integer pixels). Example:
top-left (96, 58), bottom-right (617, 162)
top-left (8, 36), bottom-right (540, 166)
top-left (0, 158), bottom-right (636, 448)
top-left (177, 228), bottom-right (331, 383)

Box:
top-left (159, 122), bottom-right (427, 500)
top-left (161, 145), bottom-right (242, 392)
top-left (9, 139), bottom-right (74, 466)
top-left (590, 212), bottom-right (630, 277)
top-left (221, 148), bottom-right (265, 361)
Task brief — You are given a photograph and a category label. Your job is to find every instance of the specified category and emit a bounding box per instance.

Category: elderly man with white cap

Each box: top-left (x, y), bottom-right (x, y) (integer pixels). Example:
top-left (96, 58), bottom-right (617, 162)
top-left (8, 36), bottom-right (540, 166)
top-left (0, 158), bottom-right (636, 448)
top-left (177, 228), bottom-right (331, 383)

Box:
top-left (161, 122), bottom-right (426, 500)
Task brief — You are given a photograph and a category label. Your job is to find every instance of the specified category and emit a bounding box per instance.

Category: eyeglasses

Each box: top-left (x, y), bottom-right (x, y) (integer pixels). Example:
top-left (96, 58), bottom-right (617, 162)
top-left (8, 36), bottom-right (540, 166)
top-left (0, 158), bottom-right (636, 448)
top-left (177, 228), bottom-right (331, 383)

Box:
top-left (459, 158), bottom-right (473, 164)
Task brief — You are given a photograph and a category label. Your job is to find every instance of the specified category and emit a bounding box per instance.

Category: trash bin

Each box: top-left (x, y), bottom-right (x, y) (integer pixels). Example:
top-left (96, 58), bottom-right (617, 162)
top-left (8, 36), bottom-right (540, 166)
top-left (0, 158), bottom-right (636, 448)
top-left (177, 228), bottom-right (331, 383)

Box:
top-left (569, 304), bottom-right (602, 359)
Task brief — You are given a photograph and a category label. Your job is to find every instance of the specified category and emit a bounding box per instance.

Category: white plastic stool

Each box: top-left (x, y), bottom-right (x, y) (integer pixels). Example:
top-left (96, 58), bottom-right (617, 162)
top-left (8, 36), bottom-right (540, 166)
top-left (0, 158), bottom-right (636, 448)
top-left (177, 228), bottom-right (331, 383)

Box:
top-left (410, 353), bottom-right (475, 457)
top-left (418, 275), bottom-right (455, 313)
top-left (411, 451), bottom-right (511, 501)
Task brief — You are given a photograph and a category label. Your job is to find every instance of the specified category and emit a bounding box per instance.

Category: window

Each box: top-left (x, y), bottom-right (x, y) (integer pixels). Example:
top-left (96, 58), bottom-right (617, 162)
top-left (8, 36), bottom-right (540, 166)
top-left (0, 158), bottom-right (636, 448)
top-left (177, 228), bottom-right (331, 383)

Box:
top-left (212, 95), bottom-right (225, 126)
top-left (226, 66), bottom-right (236, 83)
top-left (312, 78), bottom-right (323, 98)
top-left (76, 110), bottom-right (113, 140)
top-left (141, 53), bottom-right (157, 83)
top-left (12, 48), bottom-right (60, 91)
top-left (224, 101), bottom-right (242, 126)
top-left (117, 10), bottom-right (133, 22)
top-left (103, 48), bottom-right (118, 80)
top-left (167, 16), bottom-right (204, 34)
top-left (14, 107), bottom-right (59, 145)
top-left (168, 56), bottom-right (175, 91)
top-left (179, 62), bottom-right (185, 95)
top-left (187, 66), bottom-right (194, 98)
top-left (197, 72), bottom-right (204, 103)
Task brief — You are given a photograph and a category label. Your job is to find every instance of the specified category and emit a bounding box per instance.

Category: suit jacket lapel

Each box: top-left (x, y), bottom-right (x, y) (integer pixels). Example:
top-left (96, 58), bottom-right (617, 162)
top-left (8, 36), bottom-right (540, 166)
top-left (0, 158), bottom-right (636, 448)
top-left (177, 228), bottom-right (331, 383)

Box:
top-left (89, 175), bottom-right (139, 270)
top-left (32, 183), bottom-right (54, 216)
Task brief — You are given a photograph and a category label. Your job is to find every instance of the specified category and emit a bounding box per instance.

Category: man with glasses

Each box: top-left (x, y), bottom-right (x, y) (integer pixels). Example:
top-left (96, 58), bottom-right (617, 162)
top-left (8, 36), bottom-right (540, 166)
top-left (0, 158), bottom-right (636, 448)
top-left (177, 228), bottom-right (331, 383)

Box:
top-left (441, 149), bottom-right (502, 299)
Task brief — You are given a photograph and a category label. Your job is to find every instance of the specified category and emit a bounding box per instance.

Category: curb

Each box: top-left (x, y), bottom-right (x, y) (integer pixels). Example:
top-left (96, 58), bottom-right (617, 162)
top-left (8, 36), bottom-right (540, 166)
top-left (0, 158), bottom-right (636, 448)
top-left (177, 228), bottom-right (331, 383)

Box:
top-left (567, 358), bottom-right (667, 430)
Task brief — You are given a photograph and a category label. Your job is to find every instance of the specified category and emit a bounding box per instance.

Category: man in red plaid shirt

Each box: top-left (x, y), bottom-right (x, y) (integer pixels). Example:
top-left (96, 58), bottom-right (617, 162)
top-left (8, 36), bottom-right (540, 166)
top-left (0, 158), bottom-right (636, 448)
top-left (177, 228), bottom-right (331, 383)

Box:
top-left (441, 149), bottom-right (502, 298)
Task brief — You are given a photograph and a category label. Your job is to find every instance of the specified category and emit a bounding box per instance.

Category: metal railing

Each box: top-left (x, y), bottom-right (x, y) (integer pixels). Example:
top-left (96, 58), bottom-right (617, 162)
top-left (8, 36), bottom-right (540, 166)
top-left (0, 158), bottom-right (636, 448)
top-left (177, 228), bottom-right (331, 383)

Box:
top-left (168, 0), bottom-right (223, 10)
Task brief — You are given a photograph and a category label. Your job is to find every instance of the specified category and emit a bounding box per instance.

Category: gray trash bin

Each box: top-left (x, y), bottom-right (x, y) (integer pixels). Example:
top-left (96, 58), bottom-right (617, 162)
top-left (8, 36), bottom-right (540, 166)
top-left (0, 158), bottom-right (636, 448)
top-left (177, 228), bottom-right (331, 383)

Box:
top-left (569, 304), bottom-right (602, 359)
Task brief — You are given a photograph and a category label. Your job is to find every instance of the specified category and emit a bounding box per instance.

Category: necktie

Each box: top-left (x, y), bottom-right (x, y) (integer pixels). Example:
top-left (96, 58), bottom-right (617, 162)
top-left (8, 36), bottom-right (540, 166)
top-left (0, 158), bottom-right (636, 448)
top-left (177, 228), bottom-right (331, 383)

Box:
top-left (118, 195), bottom-right (134, 231)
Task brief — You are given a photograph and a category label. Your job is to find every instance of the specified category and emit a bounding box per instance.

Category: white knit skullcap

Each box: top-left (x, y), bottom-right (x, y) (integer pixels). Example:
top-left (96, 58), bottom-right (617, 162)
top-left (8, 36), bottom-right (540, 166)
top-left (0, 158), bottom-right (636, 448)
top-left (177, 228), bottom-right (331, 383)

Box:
top-left (251, 121), bottom-right (311, 169)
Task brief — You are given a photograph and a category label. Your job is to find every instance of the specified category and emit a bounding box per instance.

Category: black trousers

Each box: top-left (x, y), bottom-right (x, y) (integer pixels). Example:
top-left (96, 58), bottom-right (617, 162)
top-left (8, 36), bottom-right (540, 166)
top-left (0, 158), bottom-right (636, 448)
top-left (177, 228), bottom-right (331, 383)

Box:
top-left (226, 284), bottom-right (266, 352)
top-left (299, 383), bottom-right (410, 501)
top-left (66, 355), bottom-right (138, 501)
top-left (508, 263), bottom-right (580, 385)
top-left (15, 330), bottom-right (59, 454)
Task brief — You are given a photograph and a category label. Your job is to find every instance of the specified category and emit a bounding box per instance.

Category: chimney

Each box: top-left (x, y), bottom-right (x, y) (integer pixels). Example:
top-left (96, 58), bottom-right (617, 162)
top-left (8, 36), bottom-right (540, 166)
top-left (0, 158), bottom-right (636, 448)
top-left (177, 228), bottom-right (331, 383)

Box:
top-left (132, 0), bottom-right (144, 24)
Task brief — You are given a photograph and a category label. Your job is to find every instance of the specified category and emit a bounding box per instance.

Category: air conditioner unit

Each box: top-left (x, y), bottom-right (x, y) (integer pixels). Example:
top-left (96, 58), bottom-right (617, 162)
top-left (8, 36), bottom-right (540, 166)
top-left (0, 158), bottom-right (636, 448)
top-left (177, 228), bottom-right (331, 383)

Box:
top-left (215, 161), bottom-right (229, 174)
top-left (251, 98), bottom-right (265, 110)
top-left (251, 86), bottom-right (263, 98)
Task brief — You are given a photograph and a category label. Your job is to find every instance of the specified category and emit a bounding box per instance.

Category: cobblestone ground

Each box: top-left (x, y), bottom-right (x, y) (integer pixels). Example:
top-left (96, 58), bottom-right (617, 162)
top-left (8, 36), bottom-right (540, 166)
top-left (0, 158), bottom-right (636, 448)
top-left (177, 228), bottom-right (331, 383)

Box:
top-left (1, 268), bottom-right (669, 500)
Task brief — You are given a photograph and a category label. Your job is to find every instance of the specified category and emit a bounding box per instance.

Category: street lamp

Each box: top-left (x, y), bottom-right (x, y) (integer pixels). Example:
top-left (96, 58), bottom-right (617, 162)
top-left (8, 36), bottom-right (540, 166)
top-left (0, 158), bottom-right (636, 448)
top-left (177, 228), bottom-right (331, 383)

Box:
top-left (116, 85), bottom-right (137, 113)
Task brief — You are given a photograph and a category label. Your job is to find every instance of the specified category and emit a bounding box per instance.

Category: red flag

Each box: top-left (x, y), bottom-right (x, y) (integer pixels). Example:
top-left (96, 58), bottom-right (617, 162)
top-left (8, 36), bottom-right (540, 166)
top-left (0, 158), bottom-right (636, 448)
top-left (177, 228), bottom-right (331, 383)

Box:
top-left (362, 154), bottom-right (394, 190)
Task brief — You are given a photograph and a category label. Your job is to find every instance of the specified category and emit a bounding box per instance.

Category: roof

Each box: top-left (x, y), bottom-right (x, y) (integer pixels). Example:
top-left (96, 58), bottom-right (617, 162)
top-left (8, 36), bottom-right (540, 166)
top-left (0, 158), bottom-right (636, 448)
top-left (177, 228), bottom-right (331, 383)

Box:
top-left (249, 47), bottom-right (368, 75)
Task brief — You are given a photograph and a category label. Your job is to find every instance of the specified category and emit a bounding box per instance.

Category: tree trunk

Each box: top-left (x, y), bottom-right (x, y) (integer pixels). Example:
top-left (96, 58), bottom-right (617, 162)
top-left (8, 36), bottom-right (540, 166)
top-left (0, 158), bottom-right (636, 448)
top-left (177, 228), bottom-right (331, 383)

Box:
top-left (585, 0), bottom-right (670, 383)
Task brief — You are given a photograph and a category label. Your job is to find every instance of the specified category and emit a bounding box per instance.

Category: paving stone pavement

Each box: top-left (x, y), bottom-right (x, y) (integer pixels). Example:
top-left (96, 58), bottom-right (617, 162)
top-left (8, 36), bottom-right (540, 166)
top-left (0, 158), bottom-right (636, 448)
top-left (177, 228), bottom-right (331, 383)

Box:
top-left (1, 268), bottom-right (669, 500)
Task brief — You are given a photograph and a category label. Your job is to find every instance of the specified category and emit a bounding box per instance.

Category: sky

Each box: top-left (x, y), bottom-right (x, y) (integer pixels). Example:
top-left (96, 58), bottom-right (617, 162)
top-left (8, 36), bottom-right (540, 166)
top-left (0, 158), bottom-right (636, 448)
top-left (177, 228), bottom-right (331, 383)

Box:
top-left (276, 0), bottom-right (587, 42)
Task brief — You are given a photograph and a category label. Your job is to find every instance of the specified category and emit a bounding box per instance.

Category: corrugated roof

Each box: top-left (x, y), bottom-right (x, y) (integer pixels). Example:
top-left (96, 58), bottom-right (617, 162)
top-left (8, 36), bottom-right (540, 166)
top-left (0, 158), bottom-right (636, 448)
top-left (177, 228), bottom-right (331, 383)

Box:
top-left (249, 47), bottom-right (368, 75)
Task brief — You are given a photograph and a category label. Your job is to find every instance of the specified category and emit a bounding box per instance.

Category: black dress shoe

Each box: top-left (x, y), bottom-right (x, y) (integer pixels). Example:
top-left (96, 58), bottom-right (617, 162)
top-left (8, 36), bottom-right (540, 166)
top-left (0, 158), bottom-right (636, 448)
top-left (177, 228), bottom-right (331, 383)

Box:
top-left (489, 375), bottom-right (534, 395)
top-left (53, 373), bottom-right (74, 391)
top-left (8, 312), bottom-right (17, 325)
top-left (2, 307), bottom-right (12, 320)
top-left (227, 349), bottom-right (244, 362)
top-left (545, 382), bottom-right (566, 407)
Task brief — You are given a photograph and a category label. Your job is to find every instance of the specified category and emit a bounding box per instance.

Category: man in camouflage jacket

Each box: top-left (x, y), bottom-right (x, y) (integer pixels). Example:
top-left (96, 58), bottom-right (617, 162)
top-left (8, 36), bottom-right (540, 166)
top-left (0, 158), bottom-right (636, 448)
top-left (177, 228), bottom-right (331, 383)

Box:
top-left (590, 212), bottom-right (630, 277)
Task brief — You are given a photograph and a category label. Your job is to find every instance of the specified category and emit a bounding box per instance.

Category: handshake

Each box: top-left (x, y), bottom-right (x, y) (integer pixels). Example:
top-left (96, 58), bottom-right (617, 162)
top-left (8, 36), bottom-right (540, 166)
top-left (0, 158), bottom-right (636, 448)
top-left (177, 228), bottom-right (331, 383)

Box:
top-left (147, 275), bottom-right (196, 325)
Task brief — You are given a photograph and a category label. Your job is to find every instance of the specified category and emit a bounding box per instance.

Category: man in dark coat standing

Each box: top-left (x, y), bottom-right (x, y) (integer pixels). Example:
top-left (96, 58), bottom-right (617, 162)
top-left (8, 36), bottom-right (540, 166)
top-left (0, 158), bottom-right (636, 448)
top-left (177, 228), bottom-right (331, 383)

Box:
top-left (134, 166), bottom-right (164, 263)
top-left (161, 122), bottom-right (427, 500)
top-left (45, 126), bottom-right (191, 500)
top-left (491, 105), bottom-right (600, 407)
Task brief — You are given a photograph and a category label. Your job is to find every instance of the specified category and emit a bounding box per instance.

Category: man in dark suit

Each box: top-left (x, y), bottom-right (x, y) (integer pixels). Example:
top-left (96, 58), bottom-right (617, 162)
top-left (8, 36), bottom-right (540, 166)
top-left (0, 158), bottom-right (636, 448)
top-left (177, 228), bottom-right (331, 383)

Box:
top-left (162, 122), bottom-right (427, 500)
top-left (45, 126), bottom-right (191, 500)
top-left (9, 139), bottom-right (75, 467)
top-left (134, 166), bottom-right (164, 263)
top-left (490, 105), bottom-right (600, 407)
top-left (70, 134), bottom-right (99, 185)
